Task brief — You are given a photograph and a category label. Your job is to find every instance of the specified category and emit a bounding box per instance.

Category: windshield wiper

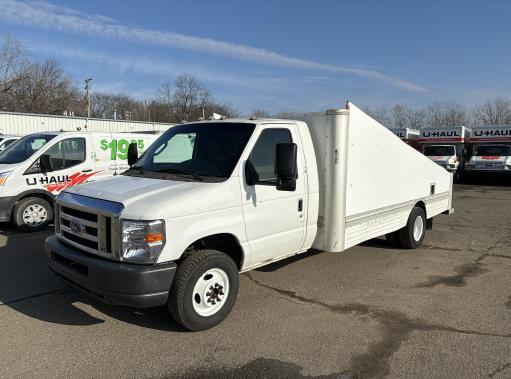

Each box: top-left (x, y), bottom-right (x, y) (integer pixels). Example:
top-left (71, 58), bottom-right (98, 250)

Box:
top-left (158, 168), bottom-right (204, 181)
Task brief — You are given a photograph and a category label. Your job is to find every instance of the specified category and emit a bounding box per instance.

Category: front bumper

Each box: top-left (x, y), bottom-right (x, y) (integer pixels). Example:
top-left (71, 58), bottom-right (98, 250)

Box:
top-left (45, 235), bottom-right (176, 308)
top-left (464, 168), bottom-right (511, 175)
top-left (0, 196), bottom-right (16, 222)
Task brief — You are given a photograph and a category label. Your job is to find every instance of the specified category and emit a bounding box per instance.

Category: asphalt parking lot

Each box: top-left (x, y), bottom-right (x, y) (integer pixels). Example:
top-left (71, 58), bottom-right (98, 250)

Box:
top-left (0, 183), bottom-right (510, 379)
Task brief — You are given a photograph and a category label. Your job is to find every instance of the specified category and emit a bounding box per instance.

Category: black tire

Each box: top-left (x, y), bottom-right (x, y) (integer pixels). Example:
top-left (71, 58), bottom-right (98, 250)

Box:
top-left (385, 231), bottom-right (400, 246)
top-left (398, 206), bottom-right (426, 249)
top-left (168, 249), bottom-right (239, 331)
top-left (12, 197), bottom-right (53, 231)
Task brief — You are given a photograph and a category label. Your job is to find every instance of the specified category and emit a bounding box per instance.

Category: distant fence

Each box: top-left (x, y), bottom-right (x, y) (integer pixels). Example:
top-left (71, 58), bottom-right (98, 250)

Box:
top-left (0, 111), bottom-right (176, 135)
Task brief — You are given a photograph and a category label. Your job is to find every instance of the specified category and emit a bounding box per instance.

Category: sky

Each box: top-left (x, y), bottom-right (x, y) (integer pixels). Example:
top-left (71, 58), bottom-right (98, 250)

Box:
top-left (0, 0), bottom-right (510, 114)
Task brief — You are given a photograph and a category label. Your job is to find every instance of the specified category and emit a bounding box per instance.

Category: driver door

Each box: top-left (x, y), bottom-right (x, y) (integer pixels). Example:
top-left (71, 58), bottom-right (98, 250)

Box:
top-left (241, 125), bottom-right (307, 267)
top-left (30, 136), bottom-right (94, 195)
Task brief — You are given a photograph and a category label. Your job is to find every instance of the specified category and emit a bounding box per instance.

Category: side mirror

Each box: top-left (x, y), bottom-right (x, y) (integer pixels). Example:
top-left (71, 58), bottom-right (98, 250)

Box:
top-left (245, 160), bottom-right (259, 186)
top-left (275, 143), bottom-right (297, 191)
top-left (127, 142), bottom-right (138, 167)
top-left (40, 154), bottom-right (53, 173)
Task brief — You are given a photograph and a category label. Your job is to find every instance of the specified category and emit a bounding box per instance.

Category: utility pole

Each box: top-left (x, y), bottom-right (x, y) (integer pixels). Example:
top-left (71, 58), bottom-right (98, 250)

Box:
top-left (144, 100), bottom-right (151, 122)
top-left (84, 78), bottom-right (92, 118)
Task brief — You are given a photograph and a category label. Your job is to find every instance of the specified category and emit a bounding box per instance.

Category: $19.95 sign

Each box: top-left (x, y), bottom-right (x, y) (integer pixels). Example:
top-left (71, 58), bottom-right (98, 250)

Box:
top-left (100, 139), bottom-right (145, 160)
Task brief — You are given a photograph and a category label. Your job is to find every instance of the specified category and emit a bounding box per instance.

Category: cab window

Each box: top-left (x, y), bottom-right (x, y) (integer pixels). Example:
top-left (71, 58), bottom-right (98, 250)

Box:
top-left (26, 138), bottom-right (86, 174)
top-left (44, 138), bottom-right (86, 170)
top-left (153, 133), bottom-right (196, 164)
top-left (247, 128), bottom-right (293, 184)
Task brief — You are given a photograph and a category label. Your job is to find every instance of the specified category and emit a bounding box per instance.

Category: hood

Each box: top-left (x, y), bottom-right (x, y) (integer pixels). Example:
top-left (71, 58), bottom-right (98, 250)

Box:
top-left (426, 155), bottom-right (452, 163)
top-left (472, 155), bottom-right (508, 162)
top-left (0, 163), bottom-right (21, 173)
top-left (62, 175), bottom-right (241, 220)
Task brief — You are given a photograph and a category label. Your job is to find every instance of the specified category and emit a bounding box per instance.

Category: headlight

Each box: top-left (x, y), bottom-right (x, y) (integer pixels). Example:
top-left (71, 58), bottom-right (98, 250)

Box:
top-left (0, 171), bottom-right (12, 186)
top-left (505, 157), bottom-right (511, 168)
top-left (121, 220), bottom-right (165, 264)
top-left (447, 156), bottom-right (457, 164)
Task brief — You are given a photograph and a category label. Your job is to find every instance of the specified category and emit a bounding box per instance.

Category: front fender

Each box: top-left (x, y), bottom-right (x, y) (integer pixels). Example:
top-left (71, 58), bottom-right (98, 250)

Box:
top-left (157, 206), bottom-right (250, 267)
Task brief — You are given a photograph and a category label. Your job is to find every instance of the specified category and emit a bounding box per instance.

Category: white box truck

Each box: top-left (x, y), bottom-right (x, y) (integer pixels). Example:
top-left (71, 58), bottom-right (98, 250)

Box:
top-left (465, 125), bottom-right (511, 174)
top-left (45, 103), bottom-right (453, 331)
top-left (420, 126), bottom-right (471, 180)
top-left (0, 131), bottom-right (159, 230)
top-left (389, 128), bottom-right (420, 150)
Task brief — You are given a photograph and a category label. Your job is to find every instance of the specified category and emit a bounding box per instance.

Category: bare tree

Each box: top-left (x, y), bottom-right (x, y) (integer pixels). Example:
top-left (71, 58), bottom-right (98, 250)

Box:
top-left (207, 102), bottom-right (241, 118)
top-left (426, 102), bottom-right (468, 127)
top-left (0, 34), bottom-right (29, 110)
top-left (364, 106), bottom-right (390, 125)
top-left (160, 74), bottom-right (211, 122)
top-left (408, 108), bottom-right (426, 130)
top-left (8, 59), bottom-right (77, 114)
top-left (391, 104), bottom-right (409, 128)
top-left (474, 97), bottom-right (511, 125)
top-left (250, 109), bottom-right (271, 118)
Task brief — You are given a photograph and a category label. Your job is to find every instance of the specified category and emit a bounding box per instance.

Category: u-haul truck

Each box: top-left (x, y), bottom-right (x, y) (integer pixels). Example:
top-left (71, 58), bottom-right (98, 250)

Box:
top-left (389, 128), bottom-right (420, 150)
top-left (465, 125), bottom-right (511, 174)
top-left (420, 126), bottom-right (471, 179)
top-left (45, 102), bottom-right (453, 331)
top-left (0, 131), bottom-right (161, 230)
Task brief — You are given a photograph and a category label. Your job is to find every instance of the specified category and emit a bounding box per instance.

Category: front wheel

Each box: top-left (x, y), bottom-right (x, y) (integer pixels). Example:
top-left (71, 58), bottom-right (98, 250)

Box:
top-left (12, 197), bottom-right (53, 231)
top-left (168, 249), bottom-right (239, 331)
top-left (398, 206), bottom-right (426, 249)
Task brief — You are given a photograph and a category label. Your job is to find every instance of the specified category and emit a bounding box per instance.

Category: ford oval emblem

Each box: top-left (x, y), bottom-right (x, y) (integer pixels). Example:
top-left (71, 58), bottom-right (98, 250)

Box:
top-left (69, 220), bottom-right (85, 234)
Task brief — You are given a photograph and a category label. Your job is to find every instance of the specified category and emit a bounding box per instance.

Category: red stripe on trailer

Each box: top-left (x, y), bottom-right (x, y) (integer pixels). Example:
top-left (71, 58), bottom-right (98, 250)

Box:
top-left (419, 137), bottom-right (464, 143)
top-left (470, 137), bottom-right (511, 142)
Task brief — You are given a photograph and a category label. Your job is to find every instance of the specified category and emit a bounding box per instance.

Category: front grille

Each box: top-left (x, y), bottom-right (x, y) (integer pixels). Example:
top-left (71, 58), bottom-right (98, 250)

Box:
top-left (57, 204), bottom-right (114, 258)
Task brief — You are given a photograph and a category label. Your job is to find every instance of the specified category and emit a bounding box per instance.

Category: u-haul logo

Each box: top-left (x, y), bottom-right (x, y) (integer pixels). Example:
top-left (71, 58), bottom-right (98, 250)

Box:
top-left (473, 129), bottom-right (511, 137)
top-left (422, 130), bottom-right (460, 138)
top-left (26, 171), bottom-right (99, 194)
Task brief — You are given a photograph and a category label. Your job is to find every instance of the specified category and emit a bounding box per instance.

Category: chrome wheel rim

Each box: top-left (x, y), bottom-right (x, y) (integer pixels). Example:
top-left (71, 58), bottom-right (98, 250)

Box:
top-left (413, 215), bottom-right (424, 241)
top-left (22, 204), bottom-right (48, 226)
top-left (192, 268), bottom-right (229, 317)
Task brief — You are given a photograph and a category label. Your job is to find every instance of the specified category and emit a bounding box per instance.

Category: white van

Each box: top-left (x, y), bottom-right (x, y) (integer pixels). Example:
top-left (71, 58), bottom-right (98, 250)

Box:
top-left (0, 135), bottom-right (20, 152)
top-left (0, 131), bottom-right (160, 230)
top-left (45, 103), bottom-right (453, 331)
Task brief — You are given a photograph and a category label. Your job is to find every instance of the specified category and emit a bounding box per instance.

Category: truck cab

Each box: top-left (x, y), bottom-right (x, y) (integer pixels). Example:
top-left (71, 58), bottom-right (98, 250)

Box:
top-left (422, 144), bottom-right (459, 171)
top-left (420, 126), bottom-right (471, 180)
top-left (465, 126), bottom-right (511, 174)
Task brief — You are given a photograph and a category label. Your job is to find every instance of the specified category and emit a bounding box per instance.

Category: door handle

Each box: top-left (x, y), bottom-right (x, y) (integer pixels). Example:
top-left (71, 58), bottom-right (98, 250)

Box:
top-left (82, 169), bottom-right (93, 173)
top-left (298, 199), bottom-right (303, 212)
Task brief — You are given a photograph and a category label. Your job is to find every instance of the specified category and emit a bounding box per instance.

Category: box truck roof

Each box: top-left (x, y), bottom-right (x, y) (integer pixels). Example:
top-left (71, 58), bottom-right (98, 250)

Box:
top-left (420, 126), bottom-right (470, 143)
top-left (389, 128), bottom-right (420, 140)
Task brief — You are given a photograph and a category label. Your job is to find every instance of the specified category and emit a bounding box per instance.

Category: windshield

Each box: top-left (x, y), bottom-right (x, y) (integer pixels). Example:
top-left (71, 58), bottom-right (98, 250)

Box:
top-left (423, 145), bottom-right (456, 156)
top-left (474, 145), bottom-right (510, 156)
top-left (0, 134), bottom-right (56, 164)
top-left (128, 122), bottom-right (255, 181)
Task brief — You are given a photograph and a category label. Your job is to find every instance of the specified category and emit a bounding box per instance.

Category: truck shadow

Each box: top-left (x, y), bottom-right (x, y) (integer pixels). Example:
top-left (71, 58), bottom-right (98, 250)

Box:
top-left (255, 238), bottom-right (392, 273)
top-left (0, 225), bottom-right (185, 332)
top-left (461, 174), bottom-right (511, 187)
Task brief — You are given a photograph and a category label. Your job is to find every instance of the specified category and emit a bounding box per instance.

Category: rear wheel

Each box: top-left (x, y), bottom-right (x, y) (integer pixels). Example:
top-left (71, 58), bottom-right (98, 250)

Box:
top-left (385, 231), bottom-right (400, 246)
top-left (398, 206), bottom-right (426, 249)
top-left (12, 197), bottom-right (53, 231)
top-left (168, 249), bottom-right (239, 331)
